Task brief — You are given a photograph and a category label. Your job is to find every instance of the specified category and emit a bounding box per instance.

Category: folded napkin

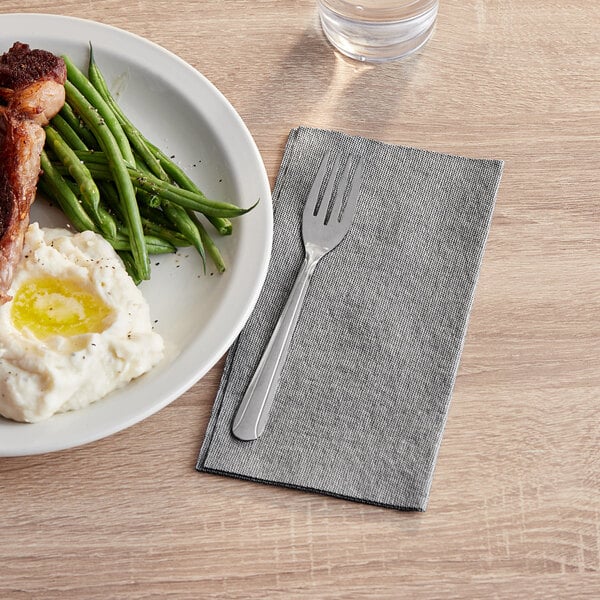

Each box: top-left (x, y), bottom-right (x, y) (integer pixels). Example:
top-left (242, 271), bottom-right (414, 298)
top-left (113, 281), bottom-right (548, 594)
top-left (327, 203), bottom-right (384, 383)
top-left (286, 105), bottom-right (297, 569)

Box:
top-left (197, 126), bottom-right (503, 511)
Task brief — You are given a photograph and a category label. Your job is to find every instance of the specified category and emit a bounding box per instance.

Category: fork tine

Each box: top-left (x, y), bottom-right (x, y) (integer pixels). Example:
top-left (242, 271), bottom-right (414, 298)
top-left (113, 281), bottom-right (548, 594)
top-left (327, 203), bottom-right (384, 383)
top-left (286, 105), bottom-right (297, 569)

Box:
top-left (338, 157), bottom-right (363, 226)
top-left (328, 158), bottom-right (353, 224)
top-left (307, 151), bottom-right (331, 215)
top-left (303, 152), bottom-right (363, 242)
top-left (317, 153), bottom-right (341, 220)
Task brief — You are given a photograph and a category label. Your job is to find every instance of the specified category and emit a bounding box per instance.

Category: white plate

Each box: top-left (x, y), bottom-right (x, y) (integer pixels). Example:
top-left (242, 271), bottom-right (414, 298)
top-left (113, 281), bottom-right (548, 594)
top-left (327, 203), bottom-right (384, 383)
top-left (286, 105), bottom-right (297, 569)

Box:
top-left (0, 14), bottom-right (272, 456)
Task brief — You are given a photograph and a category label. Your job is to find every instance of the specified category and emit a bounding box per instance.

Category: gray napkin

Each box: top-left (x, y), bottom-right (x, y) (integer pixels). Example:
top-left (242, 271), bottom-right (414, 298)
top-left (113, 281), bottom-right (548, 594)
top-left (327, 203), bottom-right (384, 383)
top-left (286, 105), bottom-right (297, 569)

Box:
top-left (197, 127), bottom-right (503, 511)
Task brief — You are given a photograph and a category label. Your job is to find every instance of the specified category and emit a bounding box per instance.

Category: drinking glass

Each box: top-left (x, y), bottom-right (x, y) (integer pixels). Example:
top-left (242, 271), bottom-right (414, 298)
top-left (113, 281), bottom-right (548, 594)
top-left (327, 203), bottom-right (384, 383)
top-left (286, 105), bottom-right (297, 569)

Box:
top-left (317, 0), bottom-right (439, 63)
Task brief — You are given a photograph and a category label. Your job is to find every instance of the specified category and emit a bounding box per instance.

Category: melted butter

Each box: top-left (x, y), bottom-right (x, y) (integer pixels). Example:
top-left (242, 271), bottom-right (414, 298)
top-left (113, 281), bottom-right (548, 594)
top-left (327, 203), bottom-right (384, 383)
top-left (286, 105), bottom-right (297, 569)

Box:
top-left (11, 276), bottom-right (113, 339)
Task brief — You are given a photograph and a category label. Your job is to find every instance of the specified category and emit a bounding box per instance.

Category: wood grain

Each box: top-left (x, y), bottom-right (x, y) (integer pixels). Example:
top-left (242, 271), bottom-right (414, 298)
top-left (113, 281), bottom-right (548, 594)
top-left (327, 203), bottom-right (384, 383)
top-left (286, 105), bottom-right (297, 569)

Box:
top-left (1, 1), bottom-right (599, 598)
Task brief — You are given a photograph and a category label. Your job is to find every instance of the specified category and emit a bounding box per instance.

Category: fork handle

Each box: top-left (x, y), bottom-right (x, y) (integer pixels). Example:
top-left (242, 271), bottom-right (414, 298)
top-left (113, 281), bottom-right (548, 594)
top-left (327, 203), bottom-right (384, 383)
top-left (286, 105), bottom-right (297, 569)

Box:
top-left (232, 246), bottom-right (324, 441)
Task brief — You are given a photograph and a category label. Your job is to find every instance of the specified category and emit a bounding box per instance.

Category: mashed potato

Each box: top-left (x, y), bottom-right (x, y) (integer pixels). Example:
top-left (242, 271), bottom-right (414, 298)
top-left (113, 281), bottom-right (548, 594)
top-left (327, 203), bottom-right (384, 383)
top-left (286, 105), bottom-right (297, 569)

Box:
top-left (0, 223), bottom-right (164, 422)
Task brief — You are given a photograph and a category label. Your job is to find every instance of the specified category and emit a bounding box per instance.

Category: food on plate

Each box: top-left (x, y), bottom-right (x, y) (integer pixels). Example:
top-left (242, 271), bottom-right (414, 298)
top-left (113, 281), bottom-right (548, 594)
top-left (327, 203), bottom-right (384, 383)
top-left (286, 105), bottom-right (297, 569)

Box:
top-left (0, 41), bottom-right (256, 424)
top-left (40, 47), bottom-right (256, 282)
top-left (0, 223), bottom-right (164, 423)
top-left (0, 42), bottom-right (66, 303)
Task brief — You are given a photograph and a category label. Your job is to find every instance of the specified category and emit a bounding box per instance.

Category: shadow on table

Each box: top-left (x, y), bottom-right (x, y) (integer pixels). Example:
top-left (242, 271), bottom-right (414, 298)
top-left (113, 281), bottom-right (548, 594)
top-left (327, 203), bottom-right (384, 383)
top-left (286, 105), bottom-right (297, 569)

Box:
top-left (243, 15), bottom-right (429, 151)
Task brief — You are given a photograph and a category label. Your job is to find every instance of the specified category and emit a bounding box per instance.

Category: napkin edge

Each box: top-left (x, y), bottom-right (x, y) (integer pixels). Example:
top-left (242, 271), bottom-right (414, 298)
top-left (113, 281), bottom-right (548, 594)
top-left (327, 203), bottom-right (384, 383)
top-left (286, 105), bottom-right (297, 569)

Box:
top-left (197, 465), bottom-right (425, 512)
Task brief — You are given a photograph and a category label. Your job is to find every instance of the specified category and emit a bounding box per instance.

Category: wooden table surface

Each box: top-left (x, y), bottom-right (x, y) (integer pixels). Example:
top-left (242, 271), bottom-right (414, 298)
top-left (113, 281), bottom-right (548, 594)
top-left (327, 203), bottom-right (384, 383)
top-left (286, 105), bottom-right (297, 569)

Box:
top-left (1, 1), bottom-right (599, 598)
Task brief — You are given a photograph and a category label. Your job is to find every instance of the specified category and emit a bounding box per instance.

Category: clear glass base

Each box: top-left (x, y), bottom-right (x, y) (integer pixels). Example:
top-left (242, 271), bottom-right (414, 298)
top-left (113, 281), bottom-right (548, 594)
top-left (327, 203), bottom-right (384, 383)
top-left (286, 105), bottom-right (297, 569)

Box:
top-left (318, 2), bottom-right (438, 63)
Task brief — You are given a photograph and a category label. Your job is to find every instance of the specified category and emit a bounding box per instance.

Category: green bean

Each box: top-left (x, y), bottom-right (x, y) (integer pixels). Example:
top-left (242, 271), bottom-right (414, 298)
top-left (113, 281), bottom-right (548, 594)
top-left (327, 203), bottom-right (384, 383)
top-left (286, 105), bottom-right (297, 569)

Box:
top-left (162, 200), bottom-right (205, 269)
top-left (133, 156), bottom-right (207, 266)
top-left (58, 102), bottom-right (98, 149)
top-left (137, 189), bottom-right (162, 209)
top-left (138, 203), bottom-right (173, 229)
top-left (50, 114), bottom-right (88, 152)
top-left (62, 54), bottom-right (136, 166)
top-left (69, 153), bottom-right (253, 218)
top-left (140, 218), bottom-right (191, 248)
top-left (188, 212), bottom-right (226, 273)
top-left (64, 80), bottom-right (150, 280)
top-left (146, 140), bottom-right (232, 236)
top-left (39, 151), bottom-right (97, 233)
top-left (129, 172), bottom-right (256, 218)
top-left (111, 232), bottom-right (176, 255)
top-left (96, 170), bottom-right (196, 249)
top-left (104, 185), bottom-right (190, 251)
top-left (87, 49), bottom-right (232, 244)
top-left (207, 216), bottom-right (232, 237)
top-left (70, 149), bottom-right (108, 167)
top-left (45, 125), bottom-right (117, 239)
top-left (117, 251), bottom-right (141, 285)
top-left (88, 45), bottom-right (169, 181)
top-left (98, 182), bottom-right (183, 247)
top-left (89, 63), bottom-right (212, 265)
top-left (97, 181), bottom-right (123, 221)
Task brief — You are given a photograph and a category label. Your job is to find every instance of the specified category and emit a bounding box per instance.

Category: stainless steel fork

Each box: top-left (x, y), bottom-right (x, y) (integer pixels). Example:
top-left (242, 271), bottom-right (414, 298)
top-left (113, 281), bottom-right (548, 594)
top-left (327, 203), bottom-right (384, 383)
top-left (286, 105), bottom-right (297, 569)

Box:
top-left (232, 152), bottom-right (363, 441)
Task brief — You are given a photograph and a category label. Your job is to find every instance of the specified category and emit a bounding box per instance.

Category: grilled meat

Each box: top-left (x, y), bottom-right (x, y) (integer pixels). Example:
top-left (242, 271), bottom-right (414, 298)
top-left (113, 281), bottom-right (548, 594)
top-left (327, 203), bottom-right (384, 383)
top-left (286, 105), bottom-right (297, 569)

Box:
top-left (0, 42), bottom-right (66, 303)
